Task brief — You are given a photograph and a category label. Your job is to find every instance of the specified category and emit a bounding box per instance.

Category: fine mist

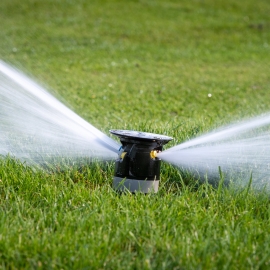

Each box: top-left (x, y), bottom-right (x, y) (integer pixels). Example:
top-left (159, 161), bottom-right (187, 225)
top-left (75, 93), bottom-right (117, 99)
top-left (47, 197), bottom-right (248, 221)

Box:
top-left (158, 114), bottom-right (270, 190)
top-left (2, 60), bottom-right (270, 191)
top-left (0, 61), bottom-right (119, 166)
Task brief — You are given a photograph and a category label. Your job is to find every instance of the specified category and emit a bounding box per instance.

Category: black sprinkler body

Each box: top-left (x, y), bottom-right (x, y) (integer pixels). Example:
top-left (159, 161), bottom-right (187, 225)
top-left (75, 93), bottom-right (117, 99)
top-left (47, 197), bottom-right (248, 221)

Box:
top-left (110, 130), bottom-right (172, 193)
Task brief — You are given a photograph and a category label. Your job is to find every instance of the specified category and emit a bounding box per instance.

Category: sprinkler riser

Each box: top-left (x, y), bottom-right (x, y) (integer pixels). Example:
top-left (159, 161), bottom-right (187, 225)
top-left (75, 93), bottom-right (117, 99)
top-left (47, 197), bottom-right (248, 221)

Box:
top-left (110, 130), bottom-right (172, 193)
top-left (114, 143), bottom-right (161, 193)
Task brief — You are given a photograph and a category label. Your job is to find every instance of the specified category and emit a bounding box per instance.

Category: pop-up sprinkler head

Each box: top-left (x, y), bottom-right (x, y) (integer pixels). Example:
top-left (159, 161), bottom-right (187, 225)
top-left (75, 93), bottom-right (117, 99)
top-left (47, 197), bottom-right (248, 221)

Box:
top-left (110, 130), bottom-right (173, 193)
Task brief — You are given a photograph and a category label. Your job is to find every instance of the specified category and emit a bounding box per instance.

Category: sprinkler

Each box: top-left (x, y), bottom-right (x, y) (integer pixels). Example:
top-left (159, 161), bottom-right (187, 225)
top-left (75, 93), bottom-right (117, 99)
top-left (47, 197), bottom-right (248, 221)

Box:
top-left (110, 130), bottom-right (173, 193)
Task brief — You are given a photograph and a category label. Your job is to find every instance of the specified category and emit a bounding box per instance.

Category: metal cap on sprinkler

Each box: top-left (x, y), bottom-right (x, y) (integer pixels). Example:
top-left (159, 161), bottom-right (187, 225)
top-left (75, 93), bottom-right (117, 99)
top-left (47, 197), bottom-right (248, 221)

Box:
top-left (110, 130), bottom-right (173, 193)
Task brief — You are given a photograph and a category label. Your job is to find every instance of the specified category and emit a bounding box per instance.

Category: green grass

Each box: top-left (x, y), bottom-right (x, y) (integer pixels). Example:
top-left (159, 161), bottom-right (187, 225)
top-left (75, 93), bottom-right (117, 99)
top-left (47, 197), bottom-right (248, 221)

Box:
top-left (1, 159), bottom-right (270, 269)
top-left (1, 0), bottom-right (270, 268)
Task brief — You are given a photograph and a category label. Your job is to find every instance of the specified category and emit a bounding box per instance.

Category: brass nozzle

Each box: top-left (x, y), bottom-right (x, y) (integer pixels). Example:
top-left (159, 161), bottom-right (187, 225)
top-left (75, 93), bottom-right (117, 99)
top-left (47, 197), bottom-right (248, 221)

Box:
top-left (150, 150), bottom-right (158, 159)
top-left (120, 152), bottom-right (127, 159)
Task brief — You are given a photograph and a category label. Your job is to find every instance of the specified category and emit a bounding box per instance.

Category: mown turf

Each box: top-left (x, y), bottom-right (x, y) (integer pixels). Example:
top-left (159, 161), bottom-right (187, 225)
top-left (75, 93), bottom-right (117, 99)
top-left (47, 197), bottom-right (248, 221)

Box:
top-left (1, 0), bottom-right (270, 269)
top-left (1, 158), bottom-right (270, 269)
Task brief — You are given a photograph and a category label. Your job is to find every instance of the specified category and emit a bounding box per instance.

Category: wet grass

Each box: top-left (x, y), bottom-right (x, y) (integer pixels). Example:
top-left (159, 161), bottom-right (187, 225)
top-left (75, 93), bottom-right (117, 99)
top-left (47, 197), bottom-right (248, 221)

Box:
top-left (1, 158), bottom-right (270, 269)
top-left (1, 0), bottom-right (270, 268)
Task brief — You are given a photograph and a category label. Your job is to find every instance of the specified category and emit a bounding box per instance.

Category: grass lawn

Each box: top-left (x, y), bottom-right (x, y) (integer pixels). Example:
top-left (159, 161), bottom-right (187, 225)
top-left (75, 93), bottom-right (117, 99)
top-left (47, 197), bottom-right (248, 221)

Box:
top-left (1, 0), bottom-right (270, 268)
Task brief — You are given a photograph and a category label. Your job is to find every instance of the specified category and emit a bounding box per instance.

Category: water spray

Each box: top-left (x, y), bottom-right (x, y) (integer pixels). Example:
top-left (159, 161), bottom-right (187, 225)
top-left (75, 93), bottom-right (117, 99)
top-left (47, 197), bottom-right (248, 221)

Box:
top-left (0, 61), bottom-right (119, 165)
top-left (110, 130), bottom-right (172, 193)
top-left (2, 60), bottom-right (270, 191)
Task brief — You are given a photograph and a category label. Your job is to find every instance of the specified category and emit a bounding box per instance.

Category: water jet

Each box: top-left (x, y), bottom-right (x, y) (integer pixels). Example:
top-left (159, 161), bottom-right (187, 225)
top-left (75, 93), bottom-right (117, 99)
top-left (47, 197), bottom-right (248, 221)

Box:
top-left (110, 130), bottom-right (172, 193)
top-left (2, 60), bottom-right (270, 192)
top-left (0, 60), bottom-right (119, 165)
